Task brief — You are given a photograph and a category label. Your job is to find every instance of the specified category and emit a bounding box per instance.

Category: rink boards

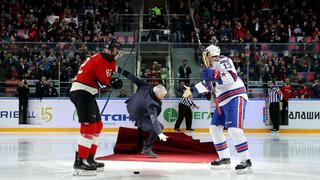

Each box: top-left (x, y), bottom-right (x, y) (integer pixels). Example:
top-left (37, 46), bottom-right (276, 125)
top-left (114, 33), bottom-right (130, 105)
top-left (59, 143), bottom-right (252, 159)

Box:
top-left (0, 98), bottom-right (320, 132)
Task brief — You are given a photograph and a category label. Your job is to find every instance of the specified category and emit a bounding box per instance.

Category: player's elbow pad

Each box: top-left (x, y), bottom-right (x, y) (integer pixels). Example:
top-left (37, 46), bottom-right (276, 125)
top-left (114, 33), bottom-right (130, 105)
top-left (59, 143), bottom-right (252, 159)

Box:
top-left (111, 78), bottom-right (123, 89)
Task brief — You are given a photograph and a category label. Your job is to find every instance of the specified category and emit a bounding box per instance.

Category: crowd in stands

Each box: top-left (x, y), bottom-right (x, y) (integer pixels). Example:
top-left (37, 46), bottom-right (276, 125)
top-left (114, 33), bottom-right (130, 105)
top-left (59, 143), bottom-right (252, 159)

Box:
top-left (167, 0), bottom-right (320, 44)
top-left (2, 47), bottom-right (318, 98)
top-left (0, 49), bottom-right (88, 81)
top-left (0, 0), bottom-right (320, 98)
top-left (228, 50), bottom-right (320, 98)
top-left (34, 76), bottom-right (59, 98)
top-left (279, 78), bottom-right (320, 99)
top-left (144, 4), bottom-right (167, 30)
top-left (0, 0), bottom-right (136, 96)
top-left (2, 0), bottom-right (320, 44)
top-left (231, 51), bottom-right (320, 82)
top-left (140, 61), bottom-right (168, 87)
top-left (0, 0), bottom-right (134, 43)
top-left (0, 47), bottom-right (101, 97)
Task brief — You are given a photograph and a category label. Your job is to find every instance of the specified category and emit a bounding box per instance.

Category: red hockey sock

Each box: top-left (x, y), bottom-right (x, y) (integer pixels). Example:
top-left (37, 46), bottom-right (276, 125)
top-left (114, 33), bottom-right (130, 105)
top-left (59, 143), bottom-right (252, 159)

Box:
top-left (90, 136), bottom-right (99, 156)
top-left (78, 135), bottom-right (93, 159)
top-left (90, 121), bottom-right (103, 156)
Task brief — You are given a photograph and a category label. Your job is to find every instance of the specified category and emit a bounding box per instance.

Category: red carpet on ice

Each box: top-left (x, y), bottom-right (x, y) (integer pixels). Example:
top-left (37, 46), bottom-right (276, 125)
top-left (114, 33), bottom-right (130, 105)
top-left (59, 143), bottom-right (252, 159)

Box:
top-left (97, 127), bottom-right (218, 163)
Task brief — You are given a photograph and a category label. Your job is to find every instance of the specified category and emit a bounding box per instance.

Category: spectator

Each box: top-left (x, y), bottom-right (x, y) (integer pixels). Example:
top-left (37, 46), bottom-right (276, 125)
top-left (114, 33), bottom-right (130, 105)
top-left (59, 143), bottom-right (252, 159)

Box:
top-left (218, 24), bottom-right (231, 42)
top-left (35, 76), bottom-right (49, 99)
top-left (141, 68), bottom-right (151, 79)
top-left (287, 68), bottom-right (299, 82)
top-left (293, 24), bottom-right (302, 37)
top-left (171, 15), bottom-right (182, 44)
top-left (43, 59), bottom-right (52, 77)
top-left (178, 59), bottom-right (192, 85)
top-left (119, 2), bottom-right (133, 32)
top-left (280, 79), bottom-right (295, 125)
top-left (60, 66), bottom-right (73, 82)
top-left (148, 9), bottom-right (158, 29)
top-left (16, 79), bottom-right (29, 124)
top-left (175, 81), bottom-right (185, 98)
top-left (233, 22), bottom-right (247, 42)
top-left (48, 81), bottom-right (59, 97)
top-left (149, 4), bottom-right (163, 29)
top-left (17, 58), bottom-right (29, 79)
top-left (297, 81), bottom-right (311, 99)
top-left (149, 69), bottom-right (160, 86)
top-left (176, 1), bottom-right (188, 14)
top-left (311, 80), bottom-right (320, 98)
top-left (117, 89), bottom-right (128, 98)
top-left (183, 15), bottom-right (193, 42)
top-left (160, 67), bottom-right (168, 87)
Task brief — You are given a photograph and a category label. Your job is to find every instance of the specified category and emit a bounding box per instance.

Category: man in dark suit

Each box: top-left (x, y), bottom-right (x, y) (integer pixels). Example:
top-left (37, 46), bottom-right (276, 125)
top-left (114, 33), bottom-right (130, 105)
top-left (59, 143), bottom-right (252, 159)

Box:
top-left (118, 67), bottom-right (168, 158)
top-left (48, 81), bottom-right (59, 97)
top-left (178, 59), bottom-right (192, 85)
top-left (16, 79), bottom-right (29, 124)
top-left (35, 76), bottom-right (49, 99)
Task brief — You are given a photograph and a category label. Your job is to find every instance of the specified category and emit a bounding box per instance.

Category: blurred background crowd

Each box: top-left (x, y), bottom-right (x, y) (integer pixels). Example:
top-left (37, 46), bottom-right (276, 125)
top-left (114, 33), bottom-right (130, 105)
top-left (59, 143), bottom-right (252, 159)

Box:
top-left (0, 0), bottom-right (319, 98)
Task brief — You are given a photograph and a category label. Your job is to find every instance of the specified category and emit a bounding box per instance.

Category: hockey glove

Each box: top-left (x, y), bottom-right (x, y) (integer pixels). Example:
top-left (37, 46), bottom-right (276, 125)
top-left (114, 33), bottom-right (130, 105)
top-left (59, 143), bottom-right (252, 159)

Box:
top-left (201, 68), bottom-right (215, 81)
top-left (110, 78), bottom-right (123, 89)
top-left (201, 68), bottom-right (220, 81)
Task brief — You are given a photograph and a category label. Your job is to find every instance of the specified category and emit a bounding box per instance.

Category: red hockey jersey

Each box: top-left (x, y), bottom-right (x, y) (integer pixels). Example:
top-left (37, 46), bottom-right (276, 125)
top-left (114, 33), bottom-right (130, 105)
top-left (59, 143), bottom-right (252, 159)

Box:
top-left (71, 53), bottom-right (116, 95)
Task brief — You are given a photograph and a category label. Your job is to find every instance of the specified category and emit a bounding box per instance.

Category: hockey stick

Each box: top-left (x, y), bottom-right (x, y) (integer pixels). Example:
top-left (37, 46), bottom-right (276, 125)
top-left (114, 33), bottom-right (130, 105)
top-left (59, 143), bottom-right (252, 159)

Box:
top-left (100, 34), bottom-right (135, 115)
top-left (189, 8), bottom-right (221, 114)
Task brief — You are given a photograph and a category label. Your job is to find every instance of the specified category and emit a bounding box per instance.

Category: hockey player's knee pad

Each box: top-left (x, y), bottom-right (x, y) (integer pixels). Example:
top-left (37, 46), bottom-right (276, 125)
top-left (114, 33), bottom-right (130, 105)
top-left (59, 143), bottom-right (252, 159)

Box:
top-left (210, 125), bottom-right (224, 136)
top-left (227, 127), bottom-right (244, 138)
top-left (94, 121), bottom-right (103, 135)
top-left (80, 122), bottom-right (97, 138)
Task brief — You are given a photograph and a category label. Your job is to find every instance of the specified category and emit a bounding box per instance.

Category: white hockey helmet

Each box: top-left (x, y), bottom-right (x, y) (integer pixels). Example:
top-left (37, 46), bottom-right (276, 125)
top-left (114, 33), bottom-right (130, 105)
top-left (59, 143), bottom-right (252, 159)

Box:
top-left (204, 44), bottom-right (220, 57)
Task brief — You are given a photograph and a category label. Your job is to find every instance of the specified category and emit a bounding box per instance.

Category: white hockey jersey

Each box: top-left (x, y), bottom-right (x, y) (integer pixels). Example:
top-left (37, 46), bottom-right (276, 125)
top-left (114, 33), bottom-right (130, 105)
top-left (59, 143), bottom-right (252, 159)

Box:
top-left (210, 55), bottom-right (248, 106)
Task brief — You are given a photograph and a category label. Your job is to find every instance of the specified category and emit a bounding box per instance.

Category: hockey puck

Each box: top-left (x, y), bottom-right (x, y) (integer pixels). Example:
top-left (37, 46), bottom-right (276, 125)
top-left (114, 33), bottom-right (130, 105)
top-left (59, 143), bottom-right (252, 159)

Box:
top-left (133, 171), bottom-right (140, 174)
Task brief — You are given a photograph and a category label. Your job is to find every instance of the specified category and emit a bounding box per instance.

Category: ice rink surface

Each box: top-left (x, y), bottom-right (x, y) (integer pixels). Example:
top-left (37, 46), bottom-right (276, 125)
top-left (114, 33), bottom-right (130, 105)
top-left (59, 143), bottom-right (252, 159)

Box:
top-left (0, 132), bottom-right (320, 180)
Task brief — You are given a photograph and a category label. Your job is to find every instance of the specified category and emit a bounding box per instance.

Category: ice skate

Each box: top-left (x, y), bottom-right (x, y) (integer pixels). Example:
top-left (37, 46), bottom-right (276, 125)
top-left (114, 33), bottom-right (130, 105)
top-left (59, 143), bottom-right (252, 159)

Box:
top-left (73, 152), bottom-right (97, 176)
top-left (88, 154), bottom-right (104, 172)
top-left (235, 159), bottom-right (253, 174)
top-left (210, 158), bottom-right (231, 169)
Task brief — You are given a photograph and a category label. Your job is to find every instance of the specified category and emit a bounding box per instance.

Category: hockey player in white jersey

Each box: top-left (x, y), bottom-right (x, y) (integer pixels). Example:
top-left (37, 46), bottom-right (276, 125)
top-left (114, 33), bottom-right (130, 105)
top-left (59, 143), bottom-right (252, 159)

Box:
top-left (199, 44), bottom-right (252, 174)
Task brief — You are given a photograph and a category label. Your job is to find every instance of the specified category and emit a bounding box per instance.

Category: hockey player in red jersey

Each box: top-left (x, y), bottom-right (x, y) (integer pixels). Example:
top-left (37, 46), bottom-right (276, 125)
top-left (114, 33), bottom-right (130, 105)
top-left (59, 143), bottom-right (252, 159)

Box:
top-left (69, 38), bottom-right (123, 176)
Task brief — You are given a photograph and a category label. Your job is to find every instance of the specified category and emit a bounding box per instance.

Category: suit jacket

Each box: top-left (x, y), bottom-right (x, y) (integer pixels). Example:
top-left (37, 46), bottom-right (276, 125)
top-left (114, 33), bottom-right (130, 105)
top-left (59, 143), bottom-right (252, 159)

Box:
top-left (119, 67), bottom-right (163, 135)
top-left (178, 65), bottom-right (191, 79)
top-left (17, 85), bottom-right (29, 101)
top-left (35, 82), bottom-right (49, 99)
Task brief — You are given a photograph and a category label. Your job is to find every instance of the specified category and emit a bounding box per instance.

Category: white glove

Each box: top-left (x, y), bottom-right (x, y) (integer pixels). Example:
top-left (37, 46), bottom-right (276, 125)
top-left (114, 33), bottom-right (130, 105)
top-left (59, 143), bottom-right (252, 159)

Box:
top-left (158, 133), bottom-right (168, 142)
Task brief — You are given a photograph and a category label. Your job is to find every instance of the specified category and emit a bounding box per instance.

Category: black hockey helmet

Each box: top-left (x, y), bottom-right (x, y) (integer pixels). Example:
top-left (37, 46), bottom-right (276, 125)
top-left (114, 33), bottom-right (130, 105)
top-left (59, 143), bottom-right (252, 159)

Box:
top-left (106, 38), bottom-right (122, 50)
